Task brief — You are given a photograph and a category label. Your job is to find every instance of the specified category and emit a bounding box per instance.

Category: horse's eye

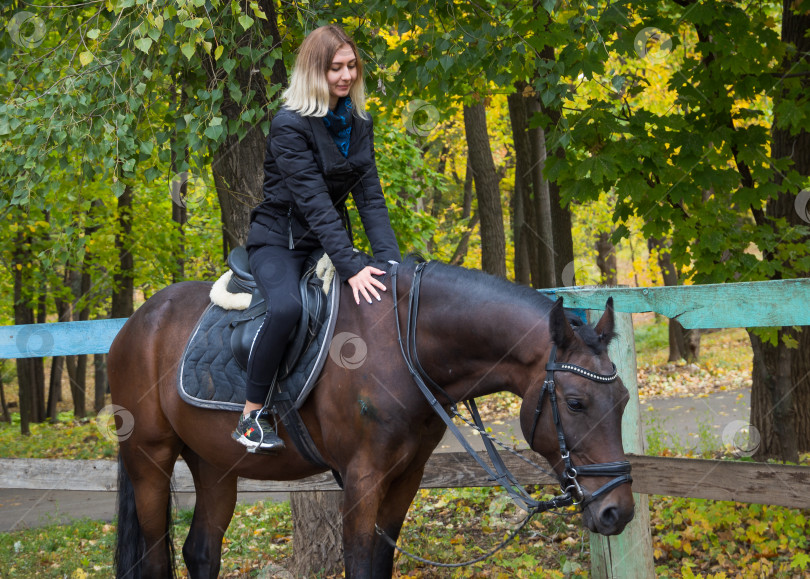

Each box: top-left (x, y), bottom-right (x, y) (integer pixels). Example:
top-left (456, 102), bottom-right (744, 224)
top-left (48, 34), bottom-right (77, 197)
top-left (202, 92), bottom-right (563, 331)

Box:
top-left (566, 399), bottom-right (585, 412)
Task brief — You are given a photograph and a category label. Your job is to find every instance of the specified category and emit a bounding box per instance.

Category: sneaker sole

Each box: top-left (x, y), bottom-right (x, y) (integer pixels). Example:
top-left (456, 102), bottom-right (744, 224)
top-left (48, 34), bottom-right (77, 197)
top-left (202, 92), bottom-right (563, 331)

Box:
top-left (232, 431), bottom-right (260, 448)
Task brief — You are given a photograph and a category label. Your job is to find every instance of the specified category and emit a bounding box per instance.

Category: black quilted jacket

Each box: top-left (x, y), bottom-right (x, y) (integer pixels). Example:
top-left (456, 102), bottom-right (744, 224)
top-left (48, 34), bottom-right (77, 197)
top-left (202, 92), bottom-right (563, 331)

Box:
top-left (250, 106), bottom-right (401, 280)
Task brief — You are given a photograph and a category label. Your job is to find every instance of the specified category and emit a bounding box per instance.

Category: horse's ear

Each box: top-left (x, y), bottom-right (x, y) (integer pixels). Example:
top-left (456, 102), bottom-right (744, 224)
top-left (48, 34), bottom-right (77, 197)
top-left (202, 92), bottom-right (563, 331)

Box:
top-left (594, 297), bottom-right (616, 345)
top-left (549, 297), bottom-right (576, 349)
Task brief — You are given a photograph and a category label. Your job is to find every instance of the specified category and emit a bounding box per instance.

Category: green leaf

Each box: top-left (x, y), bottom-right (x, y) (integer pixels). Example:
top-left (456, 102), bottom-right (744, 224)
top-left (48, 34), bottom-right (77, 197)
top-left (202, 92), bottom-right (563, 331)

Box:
top-left (214, 45), bottom-right (224, 61)
top-left (222, 59), bottom-right (236, 74)
top-left (79, 51), bottom-right (95, 67)
top-left (204, 124), bottom-right (223, 140)
top-left (182, 18), bottom-right (203, 29)
top-left (791, 552), bottom-right (810, 570)
top-left (238, 14), bottom-right (254, 31)
top-left (134, 37), bottom-right (153, 54)
top-left (181, 43), bottom-right (195, 60)
top-left (87, 29), bottom-right (101, 40)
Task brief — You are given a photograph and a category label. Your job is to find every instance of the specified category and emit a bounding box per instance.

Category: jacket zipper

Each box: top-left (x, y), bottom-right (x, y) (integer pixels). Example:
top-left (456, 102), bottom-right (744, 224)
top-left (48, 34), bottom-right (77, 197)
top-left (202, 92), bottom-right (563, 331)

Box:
top-left (287, 205), bottom-right (295, 250)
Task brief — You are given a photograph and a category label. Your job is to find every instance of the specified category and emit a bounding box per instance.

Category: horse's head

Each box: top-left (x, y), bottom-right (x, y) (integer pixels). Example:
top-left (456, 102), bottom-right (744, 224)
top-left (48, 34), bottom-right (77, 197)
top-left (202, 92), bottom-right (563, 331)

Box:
top-left (519, 297), bottom-right (634, 536)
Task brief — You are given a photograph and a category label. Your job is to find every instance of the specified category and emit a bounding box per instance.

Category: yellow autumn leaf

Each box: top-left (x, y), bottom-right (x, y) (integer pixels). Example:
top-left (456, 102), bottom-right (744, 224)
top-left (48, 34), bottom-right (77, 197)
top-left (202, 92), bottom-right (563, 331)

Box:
top-left (79, 51), bottom-right (94, 66)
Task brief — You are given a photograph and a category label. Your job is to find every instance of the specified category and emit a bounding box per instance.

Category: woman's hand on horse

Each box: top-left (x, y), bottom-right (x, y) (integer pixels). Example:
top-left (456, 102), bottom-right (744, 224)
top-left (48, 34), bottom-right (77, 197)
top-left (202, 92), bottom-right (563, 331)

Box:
top-left (348, 266), bottom-right (387, 305)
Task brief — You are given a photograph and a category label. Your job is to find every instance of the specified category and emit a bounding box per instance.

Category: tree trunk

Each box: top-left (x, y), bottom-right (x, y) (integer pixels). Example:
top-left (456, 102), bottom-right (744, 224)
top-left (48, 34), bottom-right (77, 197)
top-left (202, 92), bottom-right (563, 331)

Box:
top-left (13, 228), bottom-right (35, 435)
top-left (524, 94), bottom-right (558, 289)
top-left (211, 127), bottom-right (266, 254)
top-left (426, 144), bottom-right (449, 255)
top-left (111, 183), bottom-right (134, 319)
top-left (32, 290), bottom-right (47, 422)
top-left (208, 0), bottom-right (287, 257)
top-left (648, 236), bottom-right (701, 362)
top-left (508, 85), bottom-right (556, 288)
top-left (449, 159), bottom-right (479, 267)
top-left (595, 231), bottom-right (617, 285)
top-left (749, 0), bottom-right (810, 461)
top-left (0, 363), bottom-right (10, 423)
top-left (536, 94), bottom-right (575, 287)
top-left (94, 354), bottom-right (107, 413)
top-left (290, 491), bottom-right (343, 577)
top-left (463, 101), bottom-right (506, 277)
top-left (47, 356), bottom-right (63, 421)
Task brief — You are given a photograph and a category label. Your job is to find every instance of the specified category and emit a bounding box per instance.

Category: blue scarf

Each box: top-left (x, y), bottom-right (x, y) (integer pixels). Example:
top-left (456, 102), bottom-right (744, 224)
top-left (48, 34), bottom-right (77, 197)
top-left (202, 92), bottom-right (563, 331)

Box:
top-left (323, 97), bottom-right (352, 157)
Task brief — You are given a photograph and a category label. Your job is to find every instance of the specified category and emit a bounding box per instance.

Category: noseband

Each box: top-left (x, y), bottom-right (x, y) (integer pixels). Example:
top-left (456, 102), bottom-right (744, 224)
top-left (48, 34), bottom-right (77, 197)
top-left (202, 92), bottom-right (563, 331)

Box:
top-left (390, 261), bottom-right (632, 513)
top-left (530, 345), bottom-right (631, 508)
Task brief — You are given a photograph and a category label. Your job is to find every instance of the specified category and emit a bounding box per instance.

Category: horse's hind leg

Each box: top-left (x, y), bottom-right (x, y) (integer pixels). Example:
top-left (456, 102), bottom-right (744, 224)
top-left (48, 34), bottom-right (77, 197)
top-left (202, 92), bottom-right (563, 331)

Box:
top-left (119, 439), bottom-right (183, 578)
top-left (180, 448), bottom-right (238, 579)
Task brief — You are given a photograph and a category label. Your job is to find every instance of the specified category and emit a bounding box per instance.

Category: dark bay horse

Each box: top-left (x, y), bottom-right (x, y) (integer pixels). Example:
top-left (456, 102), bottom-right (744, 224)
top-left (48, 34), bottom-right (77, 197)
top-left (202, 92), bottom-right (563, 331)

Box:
top-left (109, 259), bottom-right (634, 578)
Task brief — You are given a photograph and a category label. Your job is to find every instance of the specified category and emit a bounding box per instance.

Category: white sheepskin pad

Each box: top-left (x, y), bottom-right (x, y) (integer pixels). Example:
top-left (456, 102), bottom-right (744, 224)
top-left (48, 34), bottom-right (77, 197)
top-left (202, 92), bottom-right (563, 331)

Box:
top-left (209, 254), bottom-right (336, 310)
top-left (209, 270), bottom-right (252, 310)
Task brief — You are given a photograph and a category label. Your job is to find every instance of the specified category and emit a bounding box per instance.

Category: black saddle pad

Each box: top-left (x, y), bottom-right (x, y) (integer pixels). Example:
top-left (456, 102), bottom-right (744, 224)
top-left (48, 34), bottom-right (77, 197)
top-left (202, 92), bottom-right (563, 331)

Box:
top-left (177, 278), bottom-right (339, 412)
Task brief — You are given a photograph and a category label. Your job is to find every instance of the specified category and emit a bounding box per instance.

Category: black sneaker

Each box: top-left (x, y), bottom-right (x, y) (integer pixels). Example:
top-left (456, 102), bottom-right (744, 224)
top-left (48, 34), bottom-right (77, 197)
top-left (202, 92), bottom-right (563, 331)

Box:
top-left (232, 409), bottom-right (285, 452)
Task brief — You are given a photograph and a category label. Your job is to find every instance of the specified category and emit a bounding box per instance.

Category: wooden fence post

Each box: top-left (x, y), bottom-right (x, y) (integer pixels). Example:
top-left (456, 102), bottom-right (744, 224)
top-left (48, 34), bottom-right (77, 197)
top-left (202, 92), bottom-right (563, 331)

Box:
top-left (588, 309), bottom-right (655, 578)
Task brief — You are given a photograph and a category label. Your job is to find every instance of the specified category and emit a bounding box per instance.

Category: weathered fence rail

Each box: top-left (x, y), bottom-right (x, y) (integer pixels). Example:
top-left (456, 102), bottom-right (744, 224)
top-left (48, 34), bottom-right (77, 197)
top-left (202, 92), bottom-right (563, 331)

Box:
top-left (3, 277), bottom-right (810, 579)
top-left (2, 453), bottom-right (809, 509)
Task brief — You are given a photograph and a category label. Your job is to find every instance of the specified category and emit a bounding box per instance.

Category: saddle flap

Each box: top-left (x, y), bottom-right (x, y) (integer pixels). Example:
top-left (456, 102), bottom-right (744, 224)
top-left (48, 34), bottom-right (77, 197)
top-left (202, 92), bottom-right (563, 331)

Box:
top-left (229, 249), bottom-right (330, 376)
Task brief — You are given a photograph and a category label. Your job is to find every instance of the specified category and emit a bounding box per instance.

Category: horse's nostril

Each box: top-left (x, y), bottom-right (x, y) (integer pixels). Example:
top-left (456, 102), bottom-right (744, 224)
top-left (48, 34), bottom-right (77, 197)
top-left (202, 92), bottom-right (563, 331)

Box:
top-left (600, 506), bottom-right (620, 529)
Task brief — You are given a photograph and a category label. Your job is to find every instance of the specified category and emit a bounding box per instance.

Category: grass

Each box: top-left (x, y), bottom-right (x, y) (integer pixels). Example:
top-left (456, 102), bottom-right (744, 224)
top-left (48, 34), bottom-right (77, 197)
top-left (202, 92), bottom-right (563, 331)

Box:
top-left (0, 500), bottom-right (293, 578)
top-left (2, 490), bottom-right (809, 578)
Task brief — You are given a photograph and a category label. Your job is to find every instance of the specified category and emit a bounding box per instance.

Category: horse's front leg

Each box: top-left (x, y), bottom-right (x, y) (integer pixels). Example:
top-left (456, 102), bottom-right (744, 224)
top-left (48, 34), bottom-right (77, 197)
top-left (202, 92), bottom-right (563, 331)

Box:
top-left (371, 466), bottom-right (426, 578)
top-left (341, 469), bottom-right (389, 579)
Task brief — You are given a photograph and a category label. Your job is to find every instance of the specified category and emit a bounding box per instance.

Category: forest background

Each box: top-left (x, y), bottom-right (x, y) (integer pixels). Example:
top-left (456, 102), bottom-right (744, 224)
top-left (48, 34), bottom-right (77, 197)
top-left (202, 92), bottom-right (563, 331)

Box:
top-left (0, 0), bottom-right (809, 463)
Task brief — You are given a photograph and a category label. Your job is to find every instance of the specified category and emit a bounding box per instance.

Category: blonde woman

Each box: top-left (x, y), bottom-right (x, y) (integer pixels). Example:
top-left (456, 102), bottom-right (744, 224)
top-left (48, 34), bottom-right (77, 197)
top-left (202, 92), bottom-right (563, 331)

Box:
top-left (233, 25), bottom-right (401, 451)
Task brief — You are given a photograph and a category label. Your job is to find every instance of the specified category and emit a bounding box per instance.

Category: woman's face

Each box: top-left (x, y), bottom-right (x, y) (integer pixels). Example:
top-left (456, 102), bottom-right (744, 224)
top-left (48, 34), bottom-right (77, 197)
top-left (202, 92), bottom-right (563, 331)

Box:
top-left (326, 44), bottom-right (357, 105)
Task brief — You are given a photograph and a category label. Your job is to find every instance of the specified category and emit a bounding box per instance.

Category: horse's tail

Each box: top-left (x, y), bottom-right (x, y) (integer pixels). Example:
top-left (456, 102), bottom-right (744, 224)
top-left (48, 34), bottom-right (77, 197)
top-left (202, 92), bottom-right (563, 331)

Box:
top-left (115, 454), bottom-right (177, 579)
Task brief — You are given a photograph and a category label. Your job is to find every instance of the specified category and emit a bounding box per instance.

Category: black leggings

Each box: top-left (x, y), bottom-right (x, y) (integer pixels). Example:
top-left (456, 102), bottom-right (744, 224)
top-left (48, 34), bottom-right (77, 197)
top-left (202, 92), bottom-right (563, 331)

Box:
top-left (245, 241), bottom-right (314, 404)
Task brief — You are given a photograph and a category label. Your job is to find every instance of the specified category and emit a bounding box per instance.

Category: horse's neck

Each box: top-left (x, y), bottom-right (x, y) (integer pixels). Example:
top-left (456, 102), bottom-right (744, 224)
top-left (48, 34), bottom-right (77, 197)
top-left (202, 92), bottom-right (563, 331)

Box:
top-left (411, 275), bottom-right (547, 402)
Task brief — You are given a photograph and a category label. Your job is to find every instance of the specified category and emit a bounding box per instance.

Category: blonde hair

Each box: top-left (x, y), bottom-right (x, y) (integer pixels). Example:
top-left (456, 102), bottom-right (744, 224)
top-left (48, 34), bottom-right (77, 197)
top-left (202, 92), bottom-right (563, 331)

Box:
top-left (282, 25), bottom-right (369, 119)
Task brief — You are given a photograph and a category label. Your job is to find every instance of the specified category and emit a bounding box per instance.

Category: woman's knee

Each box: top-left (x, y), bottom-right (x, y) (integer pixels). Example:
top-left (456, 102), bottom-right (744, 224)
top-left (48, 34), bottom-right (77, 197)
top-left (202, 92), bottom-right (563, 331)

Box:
top-left (272, 297), bottom-right (303, 328)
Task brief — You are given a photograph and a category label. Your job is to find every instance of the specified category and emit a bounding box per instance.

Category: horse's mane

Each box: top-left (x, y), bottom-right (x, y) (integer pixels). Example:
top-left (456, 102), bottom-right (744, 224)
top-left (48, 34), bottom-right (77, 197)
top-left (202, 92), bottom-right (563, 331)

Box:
top-left (393, 255), bottom-right (610, 355)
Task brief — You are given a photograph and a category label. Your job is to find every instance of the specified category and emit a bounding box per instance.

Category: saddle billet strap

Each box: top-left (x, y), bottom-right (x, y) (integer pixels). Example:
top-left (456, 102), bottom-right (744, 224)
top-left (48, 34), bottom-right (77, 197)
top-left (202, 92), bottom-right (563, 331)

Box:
top-left (272, 393), bottom-right (331, 469)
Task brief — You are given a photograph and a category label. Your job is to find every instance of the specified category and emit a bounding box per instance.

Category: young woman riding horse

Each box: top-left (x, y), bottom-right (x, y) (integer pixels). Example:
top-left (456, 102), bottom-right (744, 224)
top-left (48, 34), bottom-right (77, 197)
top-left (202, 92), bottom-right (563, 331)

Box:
top-left (234, 24), bottom-right (401, 452)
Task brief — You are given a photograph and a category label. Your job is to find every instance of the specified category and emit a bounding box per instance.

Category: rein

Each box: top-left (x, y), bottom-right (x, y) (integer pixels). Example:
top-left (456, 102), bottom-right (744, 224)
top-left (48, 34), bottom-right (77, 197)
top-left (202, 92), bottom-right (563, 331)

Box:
top-left (383, 262), bottom-right (632, 566)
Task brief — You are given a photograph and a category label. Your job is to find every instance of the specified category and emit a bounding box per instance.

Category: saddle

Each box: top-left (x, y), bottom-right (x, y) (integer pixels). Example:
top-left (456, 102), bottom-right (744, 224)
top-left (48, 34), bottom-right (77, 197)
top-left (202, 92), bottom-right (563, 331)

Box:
top-left (177, 246), bottom-right (341, 468)
top-left (227, 246), bottom-right (328, 379)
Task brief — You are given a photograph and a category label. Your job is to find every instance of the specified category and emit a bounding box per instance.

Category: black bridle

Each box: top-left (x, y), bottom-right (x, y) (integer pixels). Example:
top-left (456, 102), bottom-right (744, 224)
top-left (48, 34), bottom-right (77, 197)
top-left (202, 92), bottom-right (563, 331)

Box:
top-left (530, 344), bottom-right (632, 508)
top-left (390, 261), bottom-right (632, 512)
